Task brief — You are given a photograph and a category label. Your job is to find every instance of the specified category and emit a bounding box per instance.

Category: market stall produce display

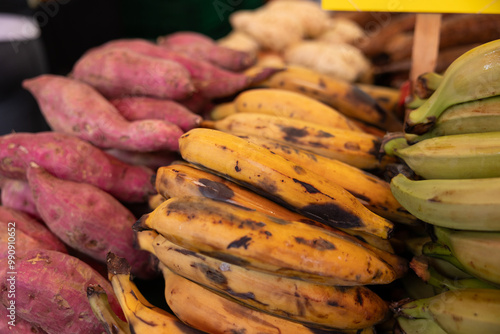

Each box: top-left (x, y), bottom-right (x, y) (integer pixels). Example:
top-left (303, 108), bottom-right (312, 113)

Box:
top-left (1, 1), bottom-right (500, 333)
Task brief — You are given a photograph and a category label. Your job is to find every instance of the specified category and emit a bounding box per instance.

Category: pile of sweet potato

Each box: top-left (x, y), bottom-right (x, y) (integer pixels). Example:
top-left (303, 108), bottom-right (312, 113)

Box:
top-left (0, 29), bottom-right (268, 333)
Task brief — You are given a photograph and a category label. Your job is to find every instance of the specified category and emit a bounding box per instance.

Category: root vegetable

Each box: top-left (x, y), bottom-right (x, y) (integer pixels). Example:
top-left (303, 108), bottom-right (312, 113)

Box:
top-left (23, 75), bottom-right (184, 152)
top-left (0, 249), bottom-right (124, 334)
top-left (0, 131), bottom-right (156, 203)
top-left (0, 205), bottom-right (67, 258)
top-left (71, 47), bottom-right (195, 100)
top-left (98, 38), bottom-right (263, 98)
top-left (26, 165), bottom-right (156, 279)
top-left (110, 96), bottom-right (202, 131)
top-left (157, 31), bottom-right (257, 72)
top-left (0, 178), bottom-right (40, 220)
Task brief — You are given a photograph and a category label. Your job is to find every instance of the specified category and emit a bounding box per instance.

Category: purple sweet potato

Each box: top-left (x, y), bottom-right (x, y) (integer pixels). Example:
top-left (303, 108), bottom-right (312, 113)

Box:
top-left (0, 305), bottom-right (47, 333)
top-left (23, 75), bottom-right (184, 152)
top-left (157, 31), bottom-right (257, 72)
top-left (0, 131), bottom-right (156, 202)
top-left (26, 165), bottom-right (156, 279)
top-left (110, 96), bottom-right (202, 131)
top-left (0, 249), bottom-right (124, 334)
top-left (0, 205), bottom-right (67, 258)
top-left (0, 178), bottom-right (40, 220)
top-left (71, 46), bottom-right (195, 100)
top-left (98, 38), bottom-right (258, 98)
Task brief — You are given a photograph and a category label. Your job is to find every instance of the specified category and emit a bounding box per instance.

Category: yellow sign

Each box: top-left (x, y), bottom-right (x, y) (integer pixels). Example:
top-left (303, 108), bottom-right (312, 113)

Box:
top-left (321, 0), bottom-right (500, 14)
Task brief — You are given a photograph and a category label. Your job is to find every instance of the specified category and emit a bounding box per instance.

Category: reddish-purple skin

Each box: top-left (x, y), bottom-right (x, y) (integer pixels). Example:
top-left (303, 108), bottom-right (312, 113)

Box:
top-left (97, 38), bottom-right (255, 99)
top-left (26, 166), bottom-right (156, 279)
top-left (157, 31), bottom-right (257, 72)
top-left (0, 205), bottom-right (67, 257)
top-left (106, 148), bottom-right (181, 171)
top-left (0, 305), bottom-right (48, 333)
top-left (0, 131), bottom-right (156, 203)
top-left (71, 47), bottom-right (195, 100)
top-left (22, 75), bottom-right (183, 153)
top-left (0, 178), bottom-right (41, 220)
top-left (0, 249), bottom-right (124, 334)
top-left (110, 96), bottom-right (202, 131)
top-left (177, 91), bottom-right (214, 114)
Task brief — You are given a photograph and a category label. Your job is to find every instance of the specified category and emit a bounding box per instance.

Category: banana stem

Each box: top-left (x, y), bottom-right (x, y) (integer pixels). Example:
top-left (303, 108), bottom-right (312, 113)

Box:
top-left (422, 242), bottom-right (467, 273)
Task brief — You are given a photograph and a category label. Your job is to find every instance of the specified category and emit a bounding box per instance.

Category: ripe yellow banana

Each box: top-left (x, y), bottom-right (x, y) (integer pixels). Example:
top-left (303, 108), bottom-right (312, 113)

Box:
top-left (136, 196), bottom-right (400, 285)
top-left (161, 263), bottom-right (377, 334)
top-left (136, 229), bottom-right (390, 330)
top-left (255, 64), bottom-right (403, 131)
top-left (232, 88), bottom-right (363, 131)
top-left (356, 83), bottom-right (402, 115)
top-left (87, 285), bottom-right (131, 334)
top-left (105, 253), bottom-right (205, 334)
top-left (233, 134), bottom-right (417, 225)
top-left (209, 101), bottom-right (237, 120)
top-left (155, 161), bottom-right (397, 254)
top-left (178, 128), bottom-right (394, 239)
top-left (383, 132), bottom-right (500, 179)
top-left (405, 39), bottom-right (500, 134)
top-left (202, 113), bottom-right (396, 170)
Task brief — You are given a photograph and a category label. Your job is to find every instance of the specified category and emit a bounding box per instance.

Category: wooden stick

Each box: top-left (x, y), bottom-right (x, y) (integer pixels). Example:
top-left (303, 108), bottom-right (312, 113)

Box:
top-left (410, 13), bottom-right (442, 82)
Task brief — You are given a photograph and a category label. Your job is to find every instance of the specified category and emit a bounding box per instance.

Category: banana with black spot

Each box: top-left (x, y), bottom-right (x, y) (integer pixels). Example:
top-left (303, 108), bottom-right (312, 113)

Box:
top-left (178, 128), bottom-right (395, 239)
top-left (135, 195), bottom-right (401, 286)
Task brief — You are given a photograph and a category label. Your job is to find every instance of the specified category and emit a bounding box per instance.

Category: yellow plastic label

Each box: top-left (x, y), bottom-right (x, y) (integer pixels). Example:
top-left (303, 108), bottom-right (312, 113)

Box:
top-left (321, 0), bottom-right (500, 14)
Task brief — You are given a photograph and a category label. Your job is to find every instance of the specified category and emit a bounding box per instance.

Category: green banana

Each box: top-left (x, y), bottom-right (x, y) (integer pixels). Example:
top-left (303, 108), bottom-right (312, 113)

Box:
top-left (383, 132), bottom-right (500, 179)
top-left (394, 288), bottom-right (500, 334)
top-left (407, 95), bottom-right (500, 143)
top-left (413, 72), bottom-right (444, 99)
top-left (404, 236), bottom-right (472, 280)
top-left (405, 39), bottom-right (500, 134)
top-left (422, 226), bottom-right (500, 286)
top-left (396, 317), bottom-right (447, 334)
top-left (410, 255), bottom-right (499, 292)
top-left (389, 173), bottom-right (500, 230)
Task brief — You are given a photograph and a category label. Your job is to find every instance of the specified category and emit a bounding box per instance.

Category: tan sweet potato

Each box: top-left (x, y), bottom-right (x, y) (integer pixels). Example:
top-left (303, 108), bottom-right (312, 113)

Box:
top-left (23, 75), bottom-right (184, 152)
top-left (98, 38), bottom-right (264, 98)
top-left (0, 131), bottom-right (156, 203)
top-left (0, 205), bottom-right (67, 259)
top-left (0, 178), bottom-right (40, 220)
top-left (157, 31), bottom-right (257, 72)
top-left (110, 96), bottom-right (202, 131)
top-left (0, 249), bottom-right (124, 334)
top-left (26, 165), bottom-right (156, 279)
top-left (71, 46), bottom-right (195, 100)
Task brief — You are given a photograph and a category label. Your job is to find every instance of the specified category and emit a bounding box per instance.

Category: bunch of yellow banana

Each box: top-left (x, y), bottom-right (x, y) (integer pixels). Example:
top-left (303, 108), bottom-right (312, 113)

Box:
top-left (252, 64), bottom-right (404, 132)
top-left (87, 252), bottom-right (206, 334)
top-left (380, 39), bottom-right (500, 334)
top-left (126, 123), bottom-right (416, 332)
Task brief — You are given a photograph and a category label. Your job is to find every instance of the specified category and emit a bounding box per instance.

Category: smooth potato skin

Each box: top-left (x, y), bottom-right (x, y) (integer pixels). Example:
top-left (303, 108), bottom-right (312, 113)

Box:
top-left (0, 131), bottom-right (156, 202)
top-left (110, 96), bottom-right (202, 131)
top-left (0, 249), bottom-right (123, 334)
top-left (157, 31), bottom-right (257, 72)
top-left (98, 39), bottom-right (254, 99)
top-left (26, 165), bottom-right (156, 279)
top-left (23, 75), bottom-right (184, 152)
top-left (71, 46), bottom-right (195, 100)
